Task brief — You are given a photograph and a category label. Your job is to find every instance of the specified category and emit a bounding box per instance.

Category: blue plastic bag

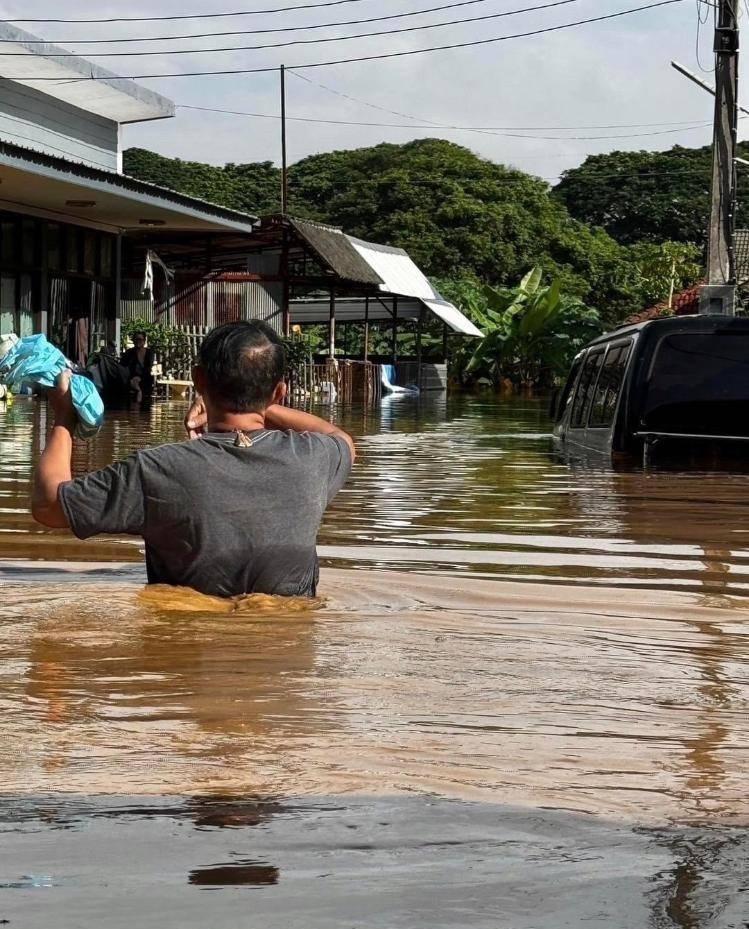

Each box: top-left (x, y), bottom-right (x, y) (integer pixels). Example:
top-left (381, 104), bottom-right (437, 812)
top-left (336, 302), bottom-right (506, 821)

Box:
top-left (0, 332), bottom-right (104, 440)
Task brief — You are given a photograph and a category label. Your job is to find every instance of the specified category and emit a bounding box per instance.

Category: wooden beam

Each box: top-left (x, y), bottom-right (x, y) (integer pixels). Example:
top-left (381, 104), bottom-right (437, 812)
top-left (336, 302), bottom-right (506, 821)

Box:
top-left (364, 295), bottom-right (370, 362)
top-left (391, 295), bottom-right (398, 364)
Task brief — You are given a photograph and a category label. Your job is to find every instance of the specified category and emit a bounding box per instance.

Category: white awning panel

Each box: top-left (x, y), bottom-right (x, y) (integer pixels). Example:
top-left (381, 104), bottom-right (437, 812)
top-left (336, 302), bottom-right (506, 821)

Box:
top-left (348, 236), bottom-right (441, 300)
top-left (423, 299), bottom-right (483, 337)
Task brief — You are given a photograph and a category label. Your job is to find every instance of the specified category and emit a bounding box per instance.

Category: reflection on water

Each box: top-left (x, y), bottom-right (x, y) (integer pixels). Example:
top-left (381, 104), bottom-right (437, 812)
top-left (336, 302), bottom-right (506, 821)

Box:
top-left (4, 393), bottom-right (749, 594)
top-left (188, 860), bottom-right (280, 887)
top-left (2, 393), bottom-right (749, 924)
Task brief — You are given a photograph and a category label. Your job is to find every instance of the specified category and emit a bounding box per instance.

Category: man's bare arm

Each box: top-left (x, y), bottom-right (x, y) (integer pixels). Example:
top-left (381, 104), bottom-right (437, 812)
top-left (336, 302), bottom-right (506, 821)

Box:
top-left (31, 372), bottom-right (74, 529)
top-left (185, 396), bottom-right (355, 462)
top-left (264, 404), bottom-right (356, 462)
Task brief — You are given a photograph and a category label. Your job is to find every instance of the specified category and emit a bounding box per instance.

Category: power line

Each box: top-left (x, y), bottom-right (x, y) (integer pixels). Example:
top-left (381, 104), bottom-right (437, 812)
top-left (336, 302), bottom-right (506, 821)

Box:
top-left (0, 1), bottom-right (594, 58)
top-left (179, 103), bottom-right (714, 140)
top-left (0, 0), bottom-right (688, 79)
top-left (1, 0), bottom-right (383, 24)
top-left (288, 68), bottom-right (709, 131)
top-left (0, 0), bottom-right (562, 45)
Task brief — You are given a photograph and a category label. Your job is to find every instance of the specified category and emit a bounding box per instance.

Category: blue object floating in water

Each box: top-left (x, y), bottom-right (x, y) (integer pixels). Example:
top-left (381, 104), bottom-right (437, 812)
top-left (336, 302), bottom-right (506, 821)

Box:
top-left (0, 333), bottom-right (104, 440)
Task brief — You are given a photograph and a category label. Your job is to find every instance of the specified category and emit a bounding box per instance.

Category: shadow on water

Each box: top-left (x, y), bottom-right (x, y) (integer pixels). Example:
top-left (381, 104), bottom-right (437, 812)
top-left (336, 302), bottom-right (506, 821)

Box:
top-left (0, 793), bottom-right (748, 927)
top-left (188, 861), bottom-right (280, 887)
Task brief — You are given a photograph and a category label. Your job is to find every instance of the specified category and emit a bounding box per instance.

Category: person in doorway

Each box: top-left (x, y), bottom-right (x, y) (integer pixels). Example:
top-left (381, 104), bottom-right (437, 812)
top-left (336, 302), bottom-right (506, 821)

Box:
top-left (120, 331), bottom-right (155, 403)
top-left (31, 320), bottom-right (355, 598)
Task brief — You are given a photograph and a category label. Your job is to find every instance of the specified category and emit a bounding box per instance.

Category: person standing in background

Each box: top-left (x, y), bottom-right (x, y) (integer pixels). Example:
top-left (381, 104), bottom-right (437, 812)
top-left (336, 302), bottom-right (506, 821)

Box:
top-left (120, 331), bottom-right (155, 403)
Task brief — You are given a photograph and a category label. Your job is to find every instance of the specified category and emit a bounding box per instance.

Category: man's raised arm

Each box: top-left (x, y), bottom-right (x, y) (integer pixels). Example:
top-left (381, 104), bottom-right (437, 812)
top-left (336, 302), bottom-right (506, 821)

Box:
top-left (31, 372), bottom-right (74, 529)
top-left (263, 405), bottom-right (356, 463)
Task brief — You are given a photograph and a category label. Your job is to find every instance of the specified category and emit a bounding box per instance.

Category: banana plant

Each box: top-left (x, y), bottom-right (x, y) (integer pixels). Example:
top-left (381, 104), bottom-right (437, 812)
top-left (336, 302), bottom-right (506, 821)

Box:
top-left (463, 267), bottom-right (600, 387)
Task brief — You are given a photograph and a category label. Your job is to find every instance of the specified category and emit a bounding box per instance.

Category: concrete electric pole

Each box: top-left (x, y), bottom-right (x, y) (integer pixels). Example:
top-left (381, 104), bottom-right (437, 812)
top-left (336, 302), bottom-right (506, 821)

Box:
top-left (700, 0), bottom-right (740, 315)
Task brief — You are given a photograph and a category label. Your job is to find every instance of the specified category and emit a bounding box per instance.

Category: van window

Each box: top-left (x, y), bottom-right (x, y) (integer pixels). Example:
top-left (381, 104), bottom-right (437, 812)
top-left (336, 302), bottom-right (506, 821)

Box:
top-left (555, 355), bottom-right (584, 422)
top-left (644, 331), bottom-right (749, 436)
top-left (589, 341), bottom-right (633, 428)
top-left (570, 349), bottom-right (604, 428)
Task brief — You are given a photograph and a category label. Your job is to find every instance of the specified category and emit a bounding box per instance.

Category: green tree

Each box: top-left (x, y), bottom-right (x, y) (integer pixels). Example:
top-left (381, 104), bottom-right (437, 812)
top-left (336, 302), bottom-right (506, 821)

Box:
top-left (553, 143), bottom-right (749, 246)
top-left (123, 139), bottom-right (705, 327)
top-left (123, 148), bottom-right (282, 216)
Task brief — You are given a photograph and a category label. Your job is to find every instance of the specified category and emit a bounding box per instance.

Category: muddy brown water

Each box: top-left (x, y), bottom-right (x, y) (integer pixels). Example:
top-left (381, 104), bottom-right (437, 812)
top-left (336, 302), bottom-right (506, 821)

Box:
top-left (1, 394), bottom-right (749, 928)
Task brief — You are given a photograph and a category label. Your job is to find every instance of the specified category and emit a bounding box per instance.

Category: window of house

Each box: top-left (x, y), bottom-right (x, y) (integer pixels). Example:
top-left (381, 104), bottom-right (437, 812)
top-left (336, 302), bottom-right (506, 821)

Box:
top-left (18, 274), bottom-right (33, 337)
top-left (21, 219), bottom-right (37, 268)
top-left (1, 220), bottom-right (16, 268)
top-left (589, 341), bottom-right (633, 428)
top-left (570, 349), bottom-right (605, 428)
top-left (83, 231), bottom-right (97, 276)
top-left (0, 274), bottom-right (13, 334)
top-left (66, 227), bottom-right (80, 273)
top-left (100, 237), bottom-right (113, 278)
top-left (47, 223), bottom-right (61, 271)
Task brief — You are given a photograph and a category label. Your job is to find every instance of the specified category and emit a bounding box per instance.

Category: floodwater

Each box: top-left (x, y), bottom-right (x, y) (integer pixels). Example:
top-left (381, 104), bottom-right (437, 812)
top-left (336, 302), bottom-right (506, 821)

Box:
top-left (1, 394), bottom-right (749, 928)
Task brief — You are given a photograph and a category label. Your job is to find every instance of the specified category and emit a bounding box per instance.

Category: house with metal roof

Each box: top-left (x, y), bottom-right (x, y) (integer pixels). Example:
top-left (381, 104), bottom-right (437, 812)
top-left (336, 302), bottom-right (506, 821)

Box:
top-left (134, 213), bottom-right (482, 396)
top-left (0, 26), bottom-right (479, 397)
top-left (0, 23), bottom-right (260, 363)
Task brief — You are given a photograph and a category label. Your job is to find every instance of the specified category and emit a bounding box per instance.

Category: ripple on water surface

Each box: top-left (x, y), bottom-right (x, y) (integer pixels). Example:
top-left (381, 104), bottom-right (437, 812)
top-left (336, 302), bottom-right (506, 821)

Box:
top-left (2, 400), bottom-right (749, 814)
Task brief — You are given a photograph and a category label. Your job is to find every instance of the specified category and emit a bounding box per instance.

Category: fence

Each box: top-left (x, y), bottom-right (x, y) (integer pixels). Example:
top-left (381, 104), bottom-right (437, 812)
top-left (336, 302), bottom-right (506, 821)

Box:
top-left (158, 325), bottom-right (210, 381)
top-left (120, 277), bottom-right (283, 333)
top-left (289, 359), bottom-right (382, 405)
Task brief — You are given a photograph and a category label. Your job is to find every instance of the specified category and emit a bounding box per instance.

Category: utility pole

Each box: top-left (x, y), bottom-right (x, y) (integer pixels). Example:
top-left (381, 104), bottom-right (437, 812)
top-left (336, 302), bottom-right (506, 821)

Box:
top-left (280, 64), bottom-right (288, 214)
top-left (701, 0), bottom-right (740, 315)
top-left (280, 64), bottom-right (290, 334)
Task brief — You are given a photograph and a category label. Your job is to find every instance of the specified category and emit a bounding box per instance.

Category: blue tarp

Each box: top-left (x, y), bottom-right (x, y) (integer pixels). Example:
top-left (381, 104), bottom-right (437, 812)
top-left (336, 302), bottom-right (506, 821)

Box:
top-left (0, 333), bottom-right (104, 440)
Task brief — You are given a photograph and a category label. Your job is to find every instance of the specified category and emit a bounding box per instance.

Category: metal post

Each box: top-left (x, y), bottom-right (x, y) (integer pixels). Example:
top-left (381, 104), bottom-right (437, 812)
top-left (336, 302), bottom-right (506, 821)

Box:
top-left (39, 221), bottom-right (49, 339)
top-left (701, 1), bottom-right (739, 314)
top-left (280, 64), bottom-right (289, 214)
top-left (391, 295), bottom-right (398, 364)
top-left (329, 288), bottom-right (336, 358)
top-left (416, 306), bottom-right (424, 390)
top-left (442, 322), bottom-right (448, 361)
top-left (364, 295), bottom-right (370, 362)
top-left (281, 228), bottom-right (290, 336)
top-left (110, 233), bottom-right (122, 349)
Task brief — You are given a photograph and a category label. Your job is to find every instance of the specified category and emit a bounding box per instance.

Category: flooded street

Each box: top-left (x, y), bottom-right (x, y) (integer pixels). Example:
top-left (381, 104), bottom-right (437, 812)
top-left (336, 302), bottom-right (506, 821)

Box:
top-left (1, 395), bottom-right (749, 927)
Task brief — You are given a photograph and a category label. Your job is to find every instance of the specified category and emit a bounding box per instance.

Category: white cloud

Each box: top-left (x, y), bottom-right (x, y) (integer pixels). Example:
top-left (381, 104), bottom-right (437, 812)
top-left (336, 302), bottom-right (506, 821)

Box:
top-left (0, 0), bottom-right (734, 182)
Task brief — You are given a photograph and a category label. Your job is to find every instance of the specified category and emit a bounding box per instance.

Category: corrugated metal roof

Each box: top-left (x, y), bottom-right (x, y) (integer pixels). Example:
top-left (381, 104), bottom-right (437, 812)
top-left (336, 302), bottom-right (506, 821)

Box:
top-left (735, 228), bottom-right (749, 283)
top-left (291, 297), bottom-right (422, 325)
top-left (346, 237), bottom-right (482, 337)
top-left (290, 295), bottom-right (482, 337)
top-left (289, 218), bottom-right (383, 285)
top-left (348, 237), bottom-right (441, 301)
top-left (0, 139), bottom-right (259, 233)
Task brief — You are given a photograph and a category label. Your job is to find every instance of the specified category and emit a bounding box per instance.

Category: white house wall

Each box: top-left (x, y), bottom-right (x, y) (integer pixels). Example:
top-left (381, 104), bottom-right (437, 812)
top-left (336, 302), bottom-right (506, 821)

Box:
top-left (0, 79), bottom-right (119, 172)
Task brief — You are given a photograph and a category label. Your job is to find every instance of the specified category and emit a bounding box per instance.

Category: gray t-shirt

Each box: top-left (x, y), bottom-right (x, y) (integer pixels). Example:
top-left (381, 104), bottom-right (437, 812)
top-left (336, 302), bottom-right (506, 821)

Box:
top-left (59, 430), bottom-right (352, 598)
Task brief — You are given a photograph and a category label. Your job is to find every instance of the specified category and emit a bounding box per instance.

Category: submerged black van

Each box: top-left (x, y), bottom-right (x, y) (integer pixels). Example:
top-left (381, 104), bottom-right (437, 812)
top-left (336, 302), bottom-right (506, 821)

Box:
top-left (552, 315), bottom-right (749, 467)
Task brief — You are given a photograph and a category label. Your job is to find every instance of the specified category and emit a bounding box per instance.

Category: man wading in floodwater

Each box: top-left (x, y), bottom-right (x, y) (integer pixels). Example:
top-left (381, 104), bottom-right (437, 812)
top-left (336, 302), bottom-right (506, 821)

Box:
top-left (31, 320), bottom-right (355, 598)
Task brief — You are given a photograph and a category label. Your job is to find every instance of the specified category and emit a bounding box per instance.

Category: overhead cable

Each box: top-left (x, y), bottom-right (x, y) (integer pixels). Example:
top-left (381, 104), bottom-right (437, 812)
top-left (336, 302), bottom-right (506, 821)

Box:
top-left (0, 0), bottom-right (572, 45)
top-left (0, 0), bottom-right (688, 79)
top-left (1, 0), bottom-right (383, 24)
top-left (288, 68), bottom-right (707, 131)
top-left (179, 103), bottom-right (713, 140)
top-left (0, 1), bottom-right (595, 57)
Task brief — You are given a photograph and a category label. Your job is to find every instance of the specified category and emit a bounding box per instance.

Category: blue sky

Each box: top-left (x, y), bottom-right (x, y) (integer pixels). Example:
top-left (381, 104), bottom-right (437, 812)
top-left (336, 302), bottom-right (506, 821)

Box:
top-left (0, 0), bottom-right (739, 181)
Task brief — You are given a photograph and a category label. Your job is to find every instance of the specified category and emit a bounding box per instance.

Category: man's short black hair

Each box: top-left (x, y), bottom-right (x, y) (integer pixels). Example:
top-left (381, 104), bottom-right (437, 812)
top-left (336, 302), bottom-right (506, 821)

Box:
top-left (133, 331), bottom-right (147, 340)
top-left (198, 320), bottom-right (286, 413)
